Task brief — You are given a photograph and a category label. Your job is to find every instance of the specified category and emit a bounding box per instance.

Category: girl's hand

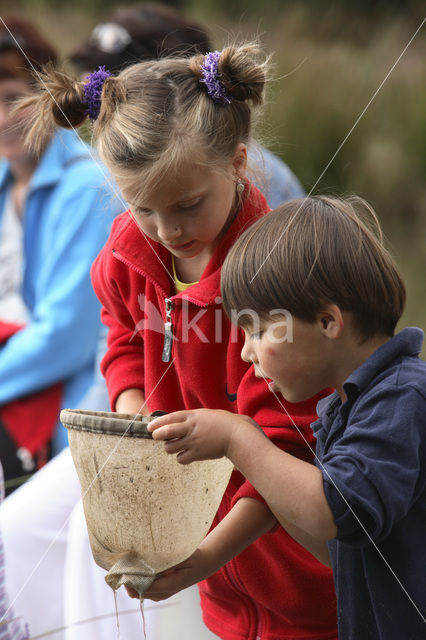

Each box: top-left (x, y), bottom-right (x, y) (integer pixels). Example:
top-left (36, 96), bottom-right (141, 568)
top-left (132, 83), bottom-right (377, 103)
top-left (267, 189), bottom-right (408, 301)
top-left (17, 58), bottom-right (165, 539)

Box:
top-left (148, 409), bottom-right (260, 464)
top-left (125, 585), bottom-right (139, 599)
top-left (126, 548), bottom-right (218, 601)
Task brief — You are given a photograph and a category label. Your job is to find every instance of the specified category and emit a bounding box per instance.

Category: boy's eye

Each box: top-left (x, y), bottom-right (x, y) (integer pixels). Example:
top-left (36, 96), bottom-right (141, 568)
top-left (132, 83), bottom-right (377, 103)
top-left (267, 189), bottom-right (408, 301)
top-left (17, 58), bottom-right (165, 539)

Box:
top-left (250, 331), bottom-right (264, 341)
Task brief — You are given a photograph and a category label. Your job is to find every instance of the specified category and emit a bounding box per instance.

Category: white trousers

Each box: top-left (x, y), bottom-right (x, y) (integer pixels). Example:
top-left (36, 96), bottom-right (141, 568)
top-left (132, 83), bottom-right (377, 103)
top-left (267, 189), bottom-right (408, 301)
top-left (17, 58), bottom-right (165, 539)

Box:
top-left (0, 448), bottom-right (217, 640)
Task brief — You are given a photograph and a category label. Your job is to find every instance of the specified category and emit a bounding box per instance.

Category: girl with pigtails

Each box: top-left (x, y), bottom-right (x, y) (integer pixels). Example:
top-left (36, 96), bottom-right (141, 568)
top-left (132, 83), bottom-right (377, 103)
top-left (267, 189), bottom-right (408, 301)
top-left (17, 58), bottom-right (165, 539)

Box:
top-left (21, 45), bottom-right (338, 639)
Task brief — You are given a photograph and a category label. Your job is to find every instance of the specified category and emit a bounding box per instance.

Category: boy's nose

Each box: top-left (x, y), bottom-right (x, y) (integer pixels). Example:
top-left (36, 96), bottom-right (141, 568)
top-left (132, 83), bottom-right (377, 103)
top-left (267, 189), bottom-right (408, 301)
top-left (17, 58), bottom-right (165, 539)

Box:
top-left (240, 335), bottom-right (253, 364)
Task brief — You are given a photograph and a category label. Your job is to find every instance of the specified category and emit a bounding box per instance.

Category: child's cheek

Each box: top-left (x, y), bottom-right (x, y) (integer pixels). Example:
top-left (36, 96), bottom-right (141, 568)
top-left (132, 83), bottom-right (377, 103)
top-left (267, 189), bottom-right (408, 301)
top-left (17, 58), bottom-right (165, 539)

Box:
top-left (136, 219), bottom-right (156, 239)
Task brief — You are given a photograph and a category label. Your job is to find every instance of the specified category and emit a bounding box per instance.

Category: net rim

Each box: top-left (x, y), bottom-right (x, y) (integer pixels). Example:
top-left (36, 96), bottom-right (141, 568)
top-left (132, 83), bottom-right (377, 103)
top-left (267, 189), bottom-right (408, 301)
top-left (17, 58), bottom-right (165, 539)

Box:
top-left (60, 409), bottom-right (166, 439)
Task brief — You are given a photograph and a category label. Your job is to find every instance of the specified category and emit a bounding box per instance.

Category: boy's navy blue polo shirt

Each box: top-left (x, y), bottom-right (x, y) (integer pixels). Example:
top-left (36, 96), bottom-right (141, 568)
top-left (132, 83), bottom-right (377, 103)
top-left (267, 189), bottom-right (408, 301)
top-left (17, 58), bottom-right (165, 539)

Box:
top-left (312, 328), bottom-right (426, 640)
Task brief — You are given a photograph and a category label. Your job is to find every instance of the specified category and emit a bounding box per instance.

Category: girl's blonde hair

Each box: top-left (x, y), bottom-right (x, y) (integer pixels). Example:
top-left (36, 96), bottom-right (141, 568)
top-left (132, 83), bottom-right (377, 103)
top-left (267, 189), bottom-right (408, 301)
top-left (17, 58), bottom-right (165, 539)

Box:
top-left (20, 43), bottom-right (267, 201)
top-left (221, 196), bottom-right (406, 342)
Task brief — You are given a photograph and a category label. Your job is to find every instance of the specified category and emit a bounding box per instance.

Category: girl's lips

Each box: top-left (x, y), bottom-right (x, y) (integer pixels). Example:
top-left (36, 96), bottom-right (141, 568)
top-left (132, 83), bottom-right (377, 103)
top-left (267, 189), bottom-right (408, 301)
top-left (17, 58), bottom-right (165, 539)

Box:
top-left (168, 240), bottom-right (195, 250)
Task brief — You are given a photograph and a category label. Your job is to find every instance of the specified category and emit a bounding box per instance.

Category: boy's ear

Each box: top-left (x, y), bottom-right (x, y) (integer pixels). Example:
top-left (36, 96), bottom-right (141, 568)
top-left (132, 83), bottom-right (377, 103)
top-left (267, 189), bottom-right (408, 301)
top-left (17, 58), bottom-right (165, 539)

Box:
top-left (318, 304), bottom-right (344, 339)
top-left (231, 143), bottom-right (248, 177)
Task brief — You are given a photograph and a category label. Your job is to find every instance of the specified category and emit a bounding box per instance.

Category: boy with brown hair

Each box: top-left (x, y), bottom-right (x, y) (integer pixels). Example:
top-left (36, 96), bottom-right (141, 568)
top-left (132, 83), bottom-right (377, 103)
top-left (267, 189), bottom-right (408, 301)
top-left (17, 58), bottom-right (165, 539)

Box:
top-left (148, 196), bottom-right (426, 640)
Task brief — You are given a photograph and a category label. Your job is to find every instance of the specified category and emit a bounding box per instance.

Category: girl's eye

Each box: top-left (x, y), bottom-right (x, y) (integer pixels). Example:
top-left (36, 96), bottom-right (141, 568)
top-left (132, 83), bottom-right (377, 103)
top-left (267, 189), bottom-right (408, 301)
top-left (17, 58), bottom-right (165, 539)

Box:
top-left (178, 197), bottom-right (202, 211)
top-left (135, 208), bottom-right (153, 217)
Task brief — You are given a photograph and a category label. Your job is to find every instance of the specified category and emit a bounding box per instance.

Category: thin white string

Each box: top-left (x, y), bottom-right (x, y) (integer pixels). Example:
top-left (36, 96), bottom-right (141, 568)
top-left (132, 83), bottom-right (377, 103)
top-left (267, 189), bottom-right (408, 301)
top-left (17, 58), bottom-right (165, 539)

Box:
top-left (0, 15), bottom-right (174, 284)
top-left (259, 375), bottom-right (426, 624)
top-left (250, 15), bottom-right (426, 283)
top-left (2, 9), bottom-right (425, 632)
top-left (27, 601), bottom-right (178, 639)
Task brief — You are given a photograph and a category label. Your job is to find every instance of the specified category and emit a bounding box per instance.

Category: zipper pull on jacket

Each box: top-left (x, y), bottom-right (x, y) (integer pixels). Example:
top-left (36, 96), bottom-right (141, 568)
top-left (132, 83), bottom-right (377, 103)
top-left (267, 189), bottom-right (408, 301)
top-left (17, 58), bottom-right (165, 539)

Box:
top-left (162, 298), bottom-right (174, 362)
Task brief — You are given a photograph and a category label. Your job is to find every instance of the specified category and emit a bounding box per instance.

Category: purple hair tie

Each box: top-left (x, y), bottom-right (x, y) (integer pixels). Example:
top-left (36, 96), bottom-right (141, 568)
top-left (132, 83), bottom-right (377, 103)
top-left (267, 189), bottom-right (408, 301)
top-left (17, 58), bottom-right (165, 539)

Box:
top-left (200, 50), bottom-right (231, 105)
top-left (83, 65), bottom-right (112, 121)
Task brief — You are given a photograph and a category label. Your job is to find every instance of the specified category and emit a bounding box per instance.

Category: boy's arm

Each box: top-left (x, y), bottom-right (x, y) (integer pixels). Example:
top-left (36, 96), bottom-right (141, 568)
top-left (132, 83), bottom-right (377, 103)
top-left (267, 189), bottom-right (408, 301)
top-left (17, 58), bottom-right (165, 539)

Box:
top-left (275, 518), bottom-right (331, 566)
top-left (149, 409), bottom-right (337, 542)
top-left (138, 496), bottom-right (276, 601)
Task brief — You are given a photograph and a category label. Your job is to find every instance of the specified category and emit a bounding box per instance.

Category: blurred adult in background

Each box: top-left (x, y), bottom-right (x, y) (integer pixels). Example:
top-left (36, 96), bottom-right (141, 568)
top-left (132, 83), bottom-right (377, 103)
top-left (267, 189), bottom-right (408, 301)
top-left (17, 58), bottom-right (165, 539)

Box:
top-left (70, 1), bottom-right (211, 72)
top-left (2, 5), bottom-right (304, 640)
top-left (0, 17), bottom-right (121, 493)
top-left (70, 2), bottom-right (304, 209)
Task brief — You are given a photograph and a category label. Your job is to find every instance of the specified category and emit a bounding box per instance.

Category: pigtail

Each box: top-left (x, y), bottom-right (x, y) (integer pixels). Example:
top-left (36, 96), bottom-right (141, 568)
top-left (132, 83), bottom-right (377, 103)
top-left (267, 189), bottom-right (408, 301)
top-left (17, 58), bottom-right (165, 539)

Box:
top-left (188, 54), bottom-right (205, 80)
top-left (95, 77), bottom-right (127, 131)
top-left (189, 44), bottom-right (267, 106)
top-left (14, 64), bottom-right (87, 155)
top-left (218, 44), bottom-right (267, 106)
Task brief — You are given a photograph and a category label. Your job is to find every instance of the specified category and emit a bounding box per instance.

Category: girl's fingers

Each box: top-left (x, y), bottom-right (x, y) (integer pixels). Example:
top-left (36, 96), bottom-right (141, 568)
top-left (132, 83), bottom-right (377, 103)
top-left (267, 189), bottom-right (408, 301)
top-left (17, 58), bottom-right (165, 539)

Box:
top-left (125, 585), bottom-right (139, 599)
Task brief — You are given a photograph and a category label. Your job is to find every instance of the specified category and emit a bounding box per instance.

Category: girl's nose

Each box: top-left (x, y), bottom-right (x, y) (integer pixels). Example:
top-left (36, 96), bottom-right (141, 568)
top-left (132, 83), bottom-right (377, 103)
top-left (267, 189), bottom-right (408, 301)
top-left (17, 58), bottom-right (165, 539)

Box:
top-left (157, 221), bottom-right (182, 243)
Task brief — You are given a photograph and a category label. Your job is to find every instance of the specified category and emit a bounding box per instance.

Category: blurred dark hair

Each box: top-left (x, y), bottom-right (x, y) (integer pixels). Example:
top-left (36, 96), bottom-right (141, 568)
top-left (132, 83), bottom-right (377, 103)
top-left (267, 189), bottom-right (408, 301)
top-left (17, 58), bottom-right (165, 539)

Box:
top-left (0, 16), bottom-right (57, 81)
top-left (70, 2), bottom-right (212, 73)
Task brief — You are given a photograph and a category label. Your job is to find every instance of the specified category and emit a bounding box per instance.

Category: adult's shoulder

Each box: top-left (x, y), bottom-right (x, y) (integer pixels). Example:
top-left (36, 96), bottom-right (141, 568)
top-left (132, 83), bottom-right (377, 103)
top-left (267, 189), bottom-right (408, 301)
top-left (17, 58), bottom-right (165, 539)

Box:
top-left (249, 145), bottom-right (305, 208)
top-left (62, 132), bottom-right (111, 179)
top-left (43, 131), bottom-right (125, 220)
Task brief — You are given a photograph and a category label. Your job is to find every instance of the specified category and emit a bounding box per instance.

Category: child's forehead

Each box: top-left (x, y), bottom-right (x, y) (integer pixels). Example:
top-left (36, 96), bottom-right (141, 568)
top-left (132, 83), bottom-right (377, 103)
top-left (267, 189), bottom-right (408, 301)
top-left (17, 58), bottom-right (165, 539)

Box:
top-left (124, 162), bottom-right (226, 207)
top-left (240, 314), bottom-right (275, 330)
top-left (240, 311), bottom-right (297, 330)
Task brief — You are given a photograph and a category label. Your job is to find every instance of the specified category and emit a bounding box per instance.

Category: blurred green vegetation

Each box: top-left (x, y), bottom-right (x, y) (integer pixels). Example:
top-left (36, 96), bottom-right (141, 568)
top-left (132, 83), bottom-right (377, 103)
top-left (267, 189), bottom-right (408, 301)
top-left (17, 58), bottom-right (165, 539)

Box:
top-left (2, 1), bottom-right (425, 341)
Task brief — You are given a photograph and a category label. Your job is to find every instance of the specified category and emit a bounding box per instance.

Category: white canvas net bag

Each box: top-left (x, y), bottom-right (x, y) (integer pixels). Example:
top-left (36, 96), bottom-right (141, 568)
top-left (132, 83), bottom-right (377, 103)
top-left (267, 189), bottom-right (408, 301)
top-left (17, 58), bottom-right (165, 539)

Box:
top-left (60, 409), bottom-right (233, 597)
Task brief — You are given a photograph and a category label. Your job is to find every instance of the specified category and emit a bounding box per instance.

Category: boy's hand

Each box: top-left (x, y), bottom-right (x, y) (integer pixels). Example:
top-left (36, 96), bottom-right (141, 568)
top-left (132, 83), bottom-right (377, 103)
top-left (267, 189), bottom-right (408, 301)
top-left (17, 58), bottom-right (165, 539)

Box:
top-left (148, 409), bottom-right (260, 464)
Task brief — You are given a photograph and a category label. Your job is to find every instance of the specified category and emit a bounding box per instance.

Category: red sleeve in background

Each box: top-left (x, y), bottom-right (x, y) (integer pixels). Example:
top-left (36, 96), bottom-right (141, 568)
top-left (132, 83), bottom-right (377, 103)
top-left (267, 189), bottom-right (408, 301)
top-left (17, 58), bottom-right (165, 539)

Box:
top-left (0, 320), bottom-right (62, 458)
top-left (0, 320), bottom-right (23, 343)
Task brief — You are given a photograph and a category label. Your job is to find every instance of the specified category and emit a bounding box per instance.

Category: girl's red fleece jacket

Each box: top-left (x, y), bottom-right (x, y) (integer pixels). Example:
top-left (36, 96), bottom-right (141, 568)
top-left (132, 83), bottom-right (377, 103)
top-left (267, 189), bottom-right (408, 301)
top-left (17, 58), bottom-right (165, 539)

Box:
top-left (91, 185), bottom-right (338, 640)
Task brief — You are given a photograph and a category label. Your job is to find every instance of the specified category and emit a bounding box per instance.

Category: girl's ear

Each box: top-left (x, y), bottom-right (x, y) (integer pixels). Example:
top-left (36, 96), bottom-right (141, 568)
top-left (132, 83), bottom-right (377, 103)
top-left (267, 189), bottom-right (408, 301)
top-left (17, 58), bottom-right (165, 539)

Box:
top-left (231, 143), bottom-right (248, 178)
top-left (318, 304), bottom-right (344, 339)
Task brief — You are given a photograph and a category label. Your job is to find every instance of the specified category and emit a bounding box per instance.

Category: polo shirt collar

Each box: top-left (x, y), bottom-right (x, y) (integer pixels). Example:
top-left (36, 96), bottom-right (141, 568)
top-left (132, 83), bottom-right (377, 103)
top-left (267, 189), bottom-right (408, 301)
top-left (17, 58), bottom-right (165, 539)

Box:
top-left (314, 327), bottom-right (424, 430)
top-left (343, 327), bottom-right (423, 398)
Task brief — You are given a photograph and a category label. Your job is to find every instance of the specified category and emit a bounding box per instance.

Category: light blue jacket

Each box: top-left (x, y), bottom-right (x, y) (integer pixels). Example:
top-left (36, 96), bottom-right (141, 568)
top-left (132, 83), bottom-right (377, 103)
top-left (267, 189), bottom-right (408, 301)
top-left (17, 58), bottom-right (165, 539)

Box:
top-left (250, 146), bottom-right (305, 209)
top-left (0, 129), bottom-right (123, 450)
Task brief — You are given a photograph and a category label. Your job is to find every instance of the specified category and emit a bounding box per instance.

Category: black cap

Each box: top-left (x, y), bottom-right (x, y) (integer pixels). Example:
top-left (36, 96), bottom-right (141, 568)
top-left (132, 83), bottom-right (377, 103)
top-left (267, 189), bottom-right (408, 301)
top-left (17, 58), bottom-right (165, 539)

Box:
top-left (69, 3), bottom-right (211, 73)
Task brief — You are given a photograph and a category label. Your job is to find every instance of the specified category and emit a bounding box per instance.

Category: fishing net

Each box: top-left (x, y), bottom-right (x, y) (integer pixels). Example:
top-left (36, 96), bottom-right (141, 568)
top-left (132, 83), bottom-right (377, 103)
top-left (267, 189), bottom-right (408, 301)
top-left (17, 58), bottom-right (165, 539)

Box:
top-left (60, 409), bottom-right (233, 597)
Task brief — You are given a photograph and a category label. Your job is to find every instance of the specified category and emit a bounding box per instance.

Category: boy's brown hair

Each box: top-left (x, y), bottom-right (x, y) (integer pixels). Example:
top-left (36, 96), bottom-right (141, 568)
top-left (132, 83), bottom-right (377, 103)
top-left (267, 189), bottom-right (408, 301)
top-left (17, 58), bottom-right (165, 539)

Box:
top-left (221, 196), bottom-right (406, 341)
